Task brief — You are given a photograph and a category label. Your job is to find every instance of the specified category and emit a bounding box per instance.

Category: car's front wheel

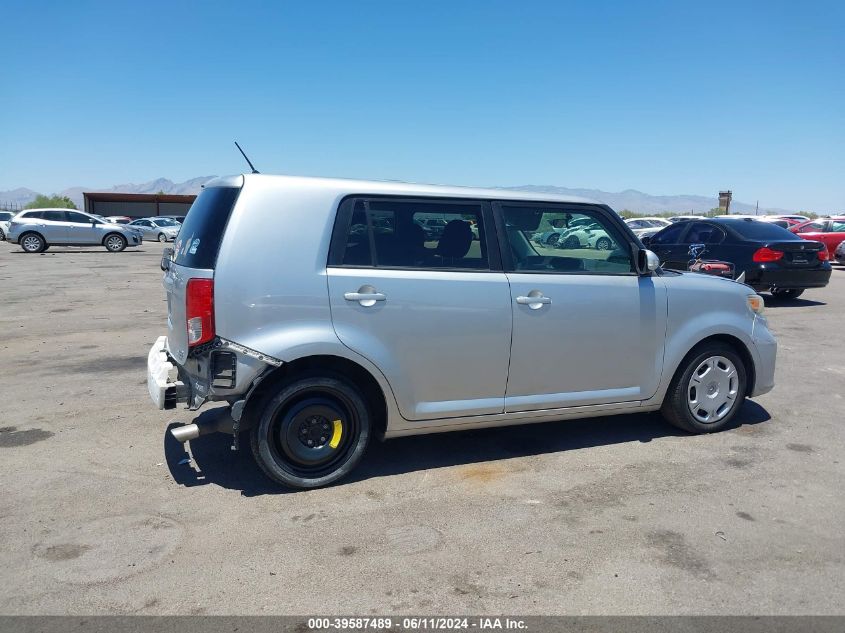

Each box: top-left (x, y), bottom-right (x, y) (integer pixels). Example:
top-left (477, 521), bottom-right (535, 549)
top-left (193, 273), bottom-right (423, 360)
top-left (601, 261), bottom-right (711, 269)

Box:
top-left (20, 232), bottom-right (46, 253)
top-left (157, 233), bottom-right (168, 243)
top-left (661, 341), bottom-right (747, 433)
top-left (104, 233), bottom-right (127, 252)
top-left (770, 288), bottom-right (804, 300)
top-left (250, 375), bottom-right (371, 489)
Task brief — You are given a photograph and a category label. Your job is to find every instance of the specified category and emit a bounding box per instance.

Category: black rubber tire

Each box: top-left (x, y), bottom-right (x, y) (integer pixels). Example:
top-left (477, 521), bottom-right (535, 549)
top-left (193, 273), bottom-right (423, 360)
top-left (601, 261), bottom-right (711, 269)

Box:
top-left (595, 237), bottom-right (612, 250)
top-left (547, 233), bottom-right (560, 246)
top-left (250, 375), bottom-right (371, 489)
top-left (0, 229), bottom-right (5, 241)
top-left (562, 235), bottom-right (580, 249)
top-left (157, 233), bottom-right (168, 243)
top-left (660, 341), bottom-right (747, 434)
top-left (104, 233), bottom-right (127, 252)
top-left (770, 288), bottom-right (804, 300)
top-left (20, 232), bottom-right (46, 253)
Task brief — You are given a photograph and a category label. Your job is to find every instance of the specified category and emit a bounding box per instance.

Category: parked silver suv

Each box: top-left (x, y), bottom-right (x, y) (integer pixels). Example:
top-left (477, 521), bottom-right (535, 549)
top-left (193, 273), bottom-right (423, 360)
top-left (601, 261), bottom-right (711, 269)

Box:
top-left (6, 208), bottom-right (142, 252)
top-left (148, 174), bottom-right (777, 489)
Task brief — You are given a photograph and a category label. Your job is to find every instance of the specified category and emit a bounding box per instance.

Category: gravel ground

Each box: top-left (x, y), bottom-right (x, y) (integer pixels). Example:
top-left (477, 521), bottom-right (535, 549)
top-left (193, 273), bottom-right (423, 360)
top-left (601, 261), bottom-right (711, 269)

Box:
top-left (0, 240), bottom-right (842, 615)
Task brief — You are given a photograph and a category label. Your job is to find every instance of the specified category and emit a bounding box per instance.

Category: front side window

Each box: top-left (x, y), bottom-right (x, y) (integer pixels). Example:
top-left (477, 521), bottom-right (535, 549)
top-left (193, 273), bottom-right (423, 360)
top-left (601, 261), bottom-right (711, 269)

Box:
top-left (22, 211), bottom-right (45, 220)
top-left (65, 211), bottom-right (92, 224)
top-left (336, 198), bottom-right (488, 270)
top-left (500, 205), bottom-right (633, 274)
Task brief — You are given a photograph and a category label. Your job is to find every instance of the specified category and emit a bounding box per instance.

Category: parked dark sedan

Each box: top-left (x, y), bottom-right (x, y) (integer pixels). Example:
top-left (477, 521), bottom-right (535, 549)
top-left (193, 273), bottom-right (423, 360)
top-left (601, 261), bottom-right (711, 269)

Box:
top-left (643, 218), bottom-right (831, 299)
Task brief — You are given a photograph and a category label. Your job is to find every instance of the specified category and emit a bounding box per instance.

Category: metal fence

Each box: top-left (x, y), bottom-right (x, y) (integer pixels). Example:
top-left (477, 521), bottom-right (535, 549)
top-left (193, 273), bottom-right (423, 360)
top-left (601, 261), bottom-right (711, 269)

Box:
top-left (0, 201), bottom-right (25, 213)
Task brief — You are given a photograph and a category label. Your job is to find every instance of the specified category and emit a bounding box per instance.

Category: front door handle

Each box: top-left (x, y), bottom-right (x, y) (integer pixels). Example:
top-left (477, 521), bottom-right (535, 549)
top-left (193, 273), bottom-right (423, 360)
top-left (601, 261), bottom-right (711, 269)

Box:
top-left (344, 285), bottom-right (386, 307)
top-left (516, 291), bottom-right (552, 310)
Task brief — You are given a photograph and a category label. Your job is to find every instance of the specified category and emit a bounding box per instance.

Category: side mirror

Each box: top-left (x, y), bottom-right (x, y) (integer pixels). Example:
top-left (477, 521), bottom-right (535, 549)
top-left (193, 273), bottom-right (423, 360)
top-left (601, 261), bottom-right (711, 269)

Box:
top-left (637, 248), bottom-right (660, 274)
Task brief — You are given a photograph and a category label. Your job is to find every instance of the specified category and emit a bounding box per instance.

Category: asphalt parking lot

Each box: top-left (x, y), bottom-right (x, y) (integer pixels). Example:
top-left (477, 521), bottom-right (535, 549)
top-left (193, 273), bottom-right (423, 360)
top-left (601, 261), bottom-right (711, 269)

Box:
top-left (0, 241), bottom-right (842, 615)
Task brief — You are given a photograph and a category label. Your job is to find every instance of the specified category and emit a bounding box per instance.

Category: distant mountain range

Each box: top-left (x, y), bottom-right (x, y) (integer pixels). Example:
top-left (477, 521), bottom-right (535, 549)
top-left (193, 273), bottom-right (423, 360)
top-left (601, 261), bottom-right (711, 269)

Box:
top-left (0, 176), bottom-right (790, 215)
top-left (501, 185), bottom-right (789, 215)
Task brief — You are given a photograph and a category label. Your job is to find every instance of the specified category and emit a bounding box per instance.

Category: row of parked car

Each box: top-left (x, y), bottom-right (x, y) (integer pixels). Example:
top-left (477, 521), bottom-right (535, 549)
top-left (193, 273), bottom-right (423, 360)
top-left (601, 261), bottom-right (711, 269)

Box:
top-left (0, 209), bottom-right (184, 252)
top-left (530, 212), bottom-right (843, 300)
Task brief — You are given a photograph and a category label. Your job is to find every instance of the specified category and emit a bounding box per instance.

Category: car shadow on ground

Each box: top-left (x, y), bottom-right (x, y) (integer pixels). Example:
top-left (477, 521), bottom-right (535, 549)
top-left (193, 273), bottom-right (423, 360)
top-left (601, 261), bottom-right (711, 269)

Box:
top-left (166, 400), bottom-right (771, 497)
top-left (764, 297), bottom-right (826, 308)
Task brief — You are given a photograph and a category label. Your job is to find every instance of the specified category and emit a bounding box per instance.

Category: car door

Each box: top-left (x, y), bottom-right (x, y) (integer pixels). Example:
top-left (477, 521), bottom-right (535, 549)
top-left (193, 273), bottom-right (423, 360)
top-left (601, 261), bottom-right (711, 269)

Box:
top-left (649, 222), bottom-right (690, 269)
top-left (64, 211), bottom-right (101, 244)
top-left (129, 220), bottom-right (153, 240)
top-left (496, 202), bottom-right (667, 411)
top-left (36, 210), bottom-right (72, 243)
top-left (681, 221), bottom-right (728, 260)
top-left (327, 196), bottom-right (513, 421)
top-left (826, 220), bottom-right (845, 252)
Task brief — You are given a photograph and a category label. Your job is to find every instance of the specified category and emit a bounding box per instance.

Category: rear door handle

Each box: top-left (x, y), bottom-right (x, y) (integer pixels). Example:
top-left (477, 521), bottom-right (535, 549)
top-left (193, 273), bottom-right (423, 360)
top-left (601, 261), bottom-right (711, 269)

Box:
top-left (516, 292), bottom-right (552, 310)
top-left (344, 286), bottom-right (386, 307)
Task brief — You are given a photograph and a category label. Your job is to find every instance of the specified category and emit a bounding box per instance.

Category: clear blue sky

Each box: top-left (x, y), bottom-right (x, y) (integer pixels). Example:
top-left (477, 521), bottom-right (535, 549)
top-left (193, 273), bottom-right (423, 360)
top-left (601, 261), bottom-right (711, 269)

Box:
top-left (2, 0), bottom-right (843, 211)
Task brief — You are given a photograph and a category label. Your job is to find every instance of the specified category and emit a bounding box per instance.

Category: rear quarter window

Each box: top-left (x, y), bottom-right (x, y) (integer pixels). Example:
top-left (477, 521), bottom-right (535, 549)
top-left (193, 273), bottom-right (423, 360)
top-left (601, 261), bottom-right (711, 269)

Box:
top-left (173, 187), bottom-right (240, 269)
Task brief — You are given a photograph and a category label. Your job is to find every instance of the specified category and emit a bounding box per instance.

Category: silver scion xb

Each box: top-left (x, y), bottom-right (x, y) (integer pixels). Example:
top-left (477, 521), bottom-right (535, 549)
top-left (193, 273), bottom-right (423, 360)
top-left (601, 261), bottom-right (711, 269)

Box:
top-left (148, 174), bottom-right (777, 489)
top-left (6, 208), bottom-right (142, 252)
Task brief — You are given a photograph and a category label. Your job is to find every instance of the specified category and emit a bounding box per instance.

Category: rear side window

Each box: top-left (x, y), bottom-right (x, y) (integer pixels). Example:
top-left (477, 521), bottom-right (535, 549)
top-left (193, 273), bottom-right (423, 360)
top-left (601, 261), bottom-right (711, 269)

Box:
top-left (650, 223), bottom-right (685, 245)
top-left (730, 220), bottom-right (801, 241)
top-left (331, 197), bottom-right (488, 270)
top-left (21, 211), bottom-right (45, 220)
top-left (173, 187), bottom-right (239, 269)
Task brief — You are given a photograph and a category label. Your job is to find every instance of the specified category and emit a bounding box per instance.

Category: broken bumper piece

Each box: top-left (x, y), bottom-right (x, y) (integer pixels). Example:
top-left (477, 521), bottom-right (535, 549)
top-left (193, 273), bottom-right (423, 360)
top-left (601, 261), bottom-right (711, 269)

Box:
top-left (147, 335), bottom-right (185, 410)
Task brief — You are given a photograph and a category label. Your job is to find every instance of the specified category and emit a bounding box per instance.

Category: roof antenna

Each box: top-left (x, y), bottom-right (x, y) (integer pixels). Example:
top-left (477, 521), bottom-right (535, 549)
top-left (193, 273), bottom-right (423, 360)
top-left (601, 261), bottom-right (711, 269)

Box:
top-left (234, 141), bottom-right (259, 174)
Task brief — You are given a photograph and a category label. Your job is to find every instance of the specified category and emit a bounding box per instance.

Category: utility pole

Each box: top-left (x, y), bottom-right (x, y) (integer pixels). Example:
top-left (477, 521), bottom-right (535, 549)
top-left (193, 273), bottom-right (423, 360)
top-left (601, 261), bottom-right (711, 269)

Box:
top-left (755, 200), bottom-right (759, 216)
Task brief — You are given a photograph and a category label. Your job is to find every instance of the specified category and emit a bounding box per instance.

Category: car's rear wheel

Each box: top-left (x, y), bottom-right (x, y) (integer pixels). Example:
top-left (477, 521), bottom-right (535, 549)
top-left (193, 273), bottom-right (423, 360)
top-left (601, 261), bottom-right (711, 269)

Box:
top-left (562, 235), bottom-right (580, 249)
top-left (250, 375), bottom-right (371, 489)
top-left (770, 288), bottom-right (804, 300)
top-left (20, 233), bottom-right (46, 253)
top-left (661, 341), bottom-right (747, 433)
top-left (157, 233), bottom-right (168, 243)
top-left (547, 233), bottom-right (560, 246)
top-left (104, 233), bottom-right (127, 252)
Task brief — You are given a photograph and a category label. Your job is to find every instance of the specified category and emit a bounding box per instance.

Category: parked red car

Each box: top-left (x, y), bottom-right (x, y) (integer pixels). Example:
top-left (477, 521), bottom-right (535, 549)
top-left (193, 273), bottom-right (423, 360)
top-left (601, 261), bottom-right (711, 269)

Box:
top-left (790, 218), bottom-right (845, 253)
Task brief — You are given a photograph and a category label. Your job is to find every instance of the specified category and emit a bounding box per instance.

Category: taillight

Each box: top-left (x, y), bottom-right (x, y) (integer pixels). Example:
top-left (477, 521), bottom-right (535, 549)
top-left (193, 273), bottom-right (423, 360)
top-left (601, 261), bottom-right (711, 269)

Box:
top-left (817, 248), bottom-right (830, 261)
top-left (752, 247), bottom-right (784, 263)
top-left (186, 278), bottom-right (214, 346)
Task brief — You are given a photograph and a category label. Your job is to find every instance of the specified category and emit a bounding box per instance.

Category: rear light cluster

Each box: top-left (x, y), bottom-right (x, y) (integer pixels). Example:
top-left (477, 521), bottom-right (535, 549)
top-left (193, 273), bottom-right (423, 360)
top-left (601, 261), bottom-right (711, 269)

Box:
top-left (752, 247), bottom-right (784, 263)
top-left (818, 248), bottom-right (830, 261)
top-left (186, 278), bottom-right (214, 347)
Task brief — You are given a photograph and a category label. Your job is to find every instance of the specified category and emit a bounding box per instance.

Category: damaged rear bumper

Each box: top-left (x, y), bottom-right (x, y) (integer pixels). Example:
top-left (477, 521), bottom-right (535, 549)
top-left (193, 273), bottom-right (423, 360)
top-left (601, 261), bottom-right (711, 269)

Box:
top-left (147, 335), bottom-right (184, 410)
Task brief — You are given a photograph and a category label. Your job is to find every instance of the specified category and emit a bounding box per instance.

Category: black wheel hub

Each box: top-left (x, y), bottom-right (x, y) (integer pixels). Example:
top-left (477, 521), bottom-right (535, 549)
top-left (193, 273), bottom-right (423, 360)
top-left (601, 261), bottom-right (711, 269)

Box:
top-left (297, 415), bottom-right (332, 449)
top-left (276, 398), bottom-right (348, 468)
